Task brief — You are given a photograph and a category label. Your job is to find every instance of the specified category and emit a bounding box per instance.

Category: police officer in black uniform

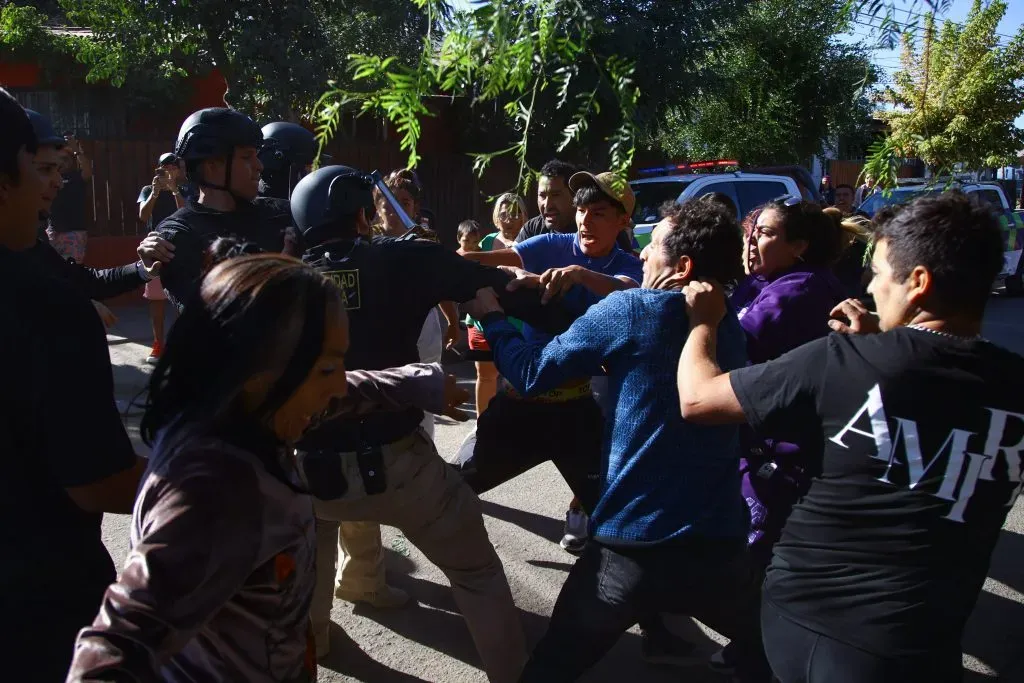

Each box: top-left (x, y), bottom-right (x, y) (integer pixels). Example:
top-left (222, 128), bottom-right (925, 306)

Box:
top-left (150, 108), bottom-right (301, 310)
top-left (257, 121), bottom-right (321, 200)
top-left (291, 165), bottom-right (580, 681)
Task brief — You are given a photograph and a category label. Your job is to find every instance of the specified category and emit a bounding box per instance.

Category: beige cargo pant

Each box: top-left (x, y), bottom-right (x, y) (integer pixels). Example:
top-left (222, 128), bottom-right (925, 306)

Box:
top-left (305, 430), bottom-right (527, 683)
top-left (333, 521), bottom-right (387, 593)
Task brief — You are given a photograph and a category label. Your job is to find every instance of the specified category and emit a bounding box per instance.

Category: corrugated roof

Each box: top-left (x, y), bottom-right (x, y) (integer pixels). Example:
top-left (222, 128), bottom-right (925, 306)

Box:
top-left (45, 27), bottom-right (94, 38)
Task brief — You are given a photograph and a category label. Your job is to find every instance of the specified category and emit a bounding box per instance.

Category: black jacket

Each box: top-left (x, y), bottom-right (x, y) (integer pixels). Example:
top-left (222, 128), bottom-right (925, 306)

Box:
top-left (28, 240), bottom-right (145, 301)
top-left (155, 198), bottom-right (301, 310)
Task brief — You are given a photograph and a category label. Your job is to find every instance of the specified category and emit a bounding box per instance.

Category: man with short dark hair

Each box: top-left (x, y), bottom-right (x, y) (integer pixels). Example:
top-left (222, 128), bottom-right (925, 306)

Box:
top-left (458, 172), bottom-right (642, 550)
top-left (26, 108), bottom-right (171, 303)
top-left (151, 108), bottom-right (301, 311)
top-left (514, 159), bottom-right (579, 242)
top-left (516, 159), bottom-right (636, 252)
top-left (677, 192), bottom-right (1023, 682)
top-left (0, 87), bottom-right (145, 682)
top-left (834, 183), bottom-right (855, 215)
top-left (462, 197), bottom-right (769, 681)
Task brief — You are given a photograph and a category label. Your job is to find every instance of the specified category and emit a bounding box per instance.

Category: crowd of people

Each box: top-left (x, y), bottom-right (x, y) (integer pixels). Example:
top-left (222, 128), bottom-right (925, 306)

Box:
top-left (2, 86), bottom-right (1023, 683)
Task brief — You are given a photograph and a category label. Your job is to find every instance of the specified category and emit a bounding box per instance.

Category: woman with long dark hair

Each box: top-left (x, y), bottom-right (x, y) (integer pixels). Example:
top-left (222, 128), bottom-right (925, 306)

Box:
top-left (67, 254), bottom-right (459, 682)
top-left (708, 197), bottom-right (847, 675)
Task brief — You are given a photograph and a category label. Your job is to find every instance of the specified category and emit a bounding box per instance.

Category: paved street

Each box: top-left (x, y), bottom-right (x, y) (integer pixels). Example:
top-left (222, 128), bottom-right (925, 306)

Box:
top-left (101, 296), bottom-right (1024, 683)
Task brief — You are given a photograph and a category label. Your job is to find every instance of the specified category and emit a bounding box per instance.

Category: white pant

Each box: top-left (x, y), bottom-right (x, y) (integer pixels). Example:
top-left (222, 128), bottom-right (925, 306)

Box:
top-left (417, 308), bottom-right (444, 439)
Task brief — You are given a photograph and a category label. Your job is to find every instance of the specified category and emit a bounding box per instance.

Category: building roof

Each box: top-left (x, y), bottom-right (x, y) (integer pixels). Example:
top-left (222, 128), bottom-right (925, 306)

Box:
top-left (45, 27), bottom-right (94, 38)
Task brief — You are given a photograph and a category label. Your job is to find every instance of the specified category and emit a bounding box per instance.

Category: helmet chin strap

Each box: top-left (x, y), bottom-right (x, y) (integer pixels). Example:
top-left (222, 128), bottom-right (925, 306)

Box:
top-left (195, 148), bottom-right (251, 207)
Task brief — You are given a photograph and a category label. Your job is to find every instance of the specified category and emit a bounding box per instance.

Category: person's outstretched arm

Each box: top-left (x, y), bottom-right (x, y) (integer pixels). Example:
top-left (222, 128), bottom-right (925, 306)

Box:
top-left (464, 287), bottom-right (628, 396)
top-left (678, 281), bottom-right (826, 440)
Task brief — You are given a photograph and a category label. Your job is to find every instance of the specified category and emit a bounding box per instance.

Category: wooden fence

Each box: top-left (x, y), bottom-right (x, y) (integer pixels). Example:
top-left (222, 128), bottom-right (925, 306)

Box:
top-left (828, 159), bottom-right (924, 189)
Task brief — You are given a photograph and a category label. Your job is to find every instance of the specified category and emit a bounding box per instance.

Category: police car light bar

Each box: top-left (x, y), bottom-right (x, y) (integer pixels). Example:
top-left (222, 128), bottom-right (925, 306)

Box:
top-left (637, 159), bottom-right (739, 176)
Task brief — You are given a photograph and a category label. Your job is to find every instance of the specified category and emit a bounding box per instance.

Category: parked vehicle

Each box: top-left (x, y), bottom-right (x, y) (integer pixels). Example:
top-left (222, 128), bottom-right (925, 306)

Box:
top-left (857, 180), bottom-right (1024, 295)
top-left (630, 170), bottom-right (804, 248)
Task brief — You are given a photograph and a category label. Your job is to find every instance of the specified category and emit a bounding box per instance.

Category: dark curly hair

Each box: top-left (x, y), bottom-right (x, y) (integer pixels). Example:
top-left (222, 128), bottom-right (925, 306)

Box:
top-left (876, 191), bottom-right (1003, 317)
top-left (202, 235), bottom-right (263, 273)
top-left (375, 168), bottom-right (422, 204)
top-left (658, 196), bottom-right (744, 285)
top-left (539, 159), bottom-right (579, 187)
top-left (761, 198), bottom-right (844, 267)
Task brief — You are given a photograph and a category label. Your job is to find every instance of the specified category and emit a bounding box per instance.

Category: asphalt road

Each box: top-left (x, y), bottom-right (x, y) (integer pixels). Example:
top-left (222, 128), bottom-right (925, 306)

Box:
top-left (100, 295), bottom-right (1024, 683)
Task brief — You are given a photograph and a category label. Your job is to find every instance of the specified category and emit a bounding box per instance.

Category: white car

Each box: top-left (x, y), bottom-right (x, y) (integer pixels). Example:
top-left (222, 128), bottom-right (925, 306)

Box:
top-left (629, 172), bottom-right (803, 248)
top-left (858, 182), bottom-right (1024, 294)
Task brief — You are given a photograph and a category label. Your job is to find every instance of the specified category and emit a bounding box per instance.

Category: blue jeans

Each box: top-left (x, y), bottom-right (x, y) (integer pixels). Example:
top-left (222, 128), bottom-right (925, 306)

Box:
top-left (519, 538), bottom-right (770, 682)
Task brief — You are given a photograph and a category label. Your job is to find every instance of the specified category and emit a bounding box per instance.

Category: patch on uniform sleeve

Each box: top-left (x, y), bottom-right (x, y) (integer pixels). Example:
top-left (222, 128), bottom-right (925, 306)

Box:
top-left (324, 269), bottom-right (361, 310)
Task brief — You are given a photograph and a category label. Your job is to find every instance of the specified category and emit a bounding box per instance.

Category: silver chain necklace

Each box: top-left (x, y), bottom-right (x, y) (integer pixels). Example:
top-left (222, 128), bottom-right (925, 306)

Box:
top-left (906, 323), bottom-right (983, 342)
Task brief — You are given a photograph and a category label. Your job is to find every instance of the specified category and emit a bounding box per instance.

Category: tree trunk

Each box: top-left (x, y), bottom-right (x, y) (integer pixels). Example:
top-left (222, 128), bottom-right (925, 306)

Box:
top-left (203, 28), bottom-right (234, 108)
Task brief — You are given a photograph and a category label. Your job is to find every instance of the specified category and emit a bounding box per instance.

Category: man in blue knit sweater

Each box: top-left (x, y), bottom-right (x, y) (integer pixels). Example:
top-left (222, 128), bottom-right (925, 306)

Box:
top-left (463, 197), bottom-right (770, 681)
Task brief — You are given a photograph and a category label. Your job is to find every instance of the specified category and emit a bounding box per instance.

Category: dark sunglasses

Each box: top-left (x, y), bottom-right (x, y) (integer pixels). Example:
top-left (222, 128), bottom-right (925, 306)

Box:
top-left (772, 194), bottom-right (802, 207)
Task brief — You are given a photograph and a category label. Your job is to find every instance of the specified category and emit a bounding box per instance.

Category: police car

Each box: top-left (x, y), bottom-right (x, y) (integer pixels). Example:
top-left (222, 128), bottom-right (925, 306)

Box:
top-left (856, 180), bottom-right (1024, 295)
top-left (629, 160), bottom-right (818, 248)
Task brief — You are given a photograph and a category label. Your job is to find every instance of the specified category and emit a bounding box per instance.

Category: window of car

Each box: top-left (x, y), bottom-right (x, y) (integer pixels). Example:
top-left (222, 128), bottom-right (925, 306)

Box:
top-left (630, 180), bottom-right (693, 224)
top-left (973, 189), bottom-right (1005, 210)
top-left (735, 181), bottom-right (789, 216)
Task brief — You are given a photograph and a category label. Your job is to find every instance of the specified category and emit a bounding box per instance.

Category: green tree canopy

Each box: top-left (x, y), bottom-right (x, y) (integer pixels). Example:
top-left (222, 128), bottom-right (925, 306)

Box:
top-left (56, 0), bottom-right (438, 118)
top-left (876, 0), bottom-right (1024, 173)
top-left (654, 0), bottom-right (878, 166)
top-left (317, 0), bottom-right (750, 192)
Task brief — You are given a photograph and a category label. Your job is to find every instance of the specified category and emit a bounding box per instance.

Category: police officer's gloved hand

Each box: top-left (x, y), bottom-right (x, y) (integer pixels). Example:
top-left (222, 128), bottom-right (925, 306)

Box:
top-left (405, 225), bottom-right (440, 243)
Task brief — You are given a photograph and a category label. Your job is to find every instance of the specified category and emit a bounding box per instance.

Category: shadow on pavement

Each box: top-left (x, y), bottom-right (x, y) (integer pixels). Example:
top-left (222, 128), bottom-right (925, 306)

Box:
top-left (318, 622), bottom-right (429, 682)
top-left (351, 573), bottom-right (486, 670)
top-left (481, 500), bottom-right (564, 543)
top-left (346, 574), bottom-right (727, 683)
top-left (985, 528), bottom-right (1024, 596)
top-left (383, 547), bottom-right (418, 577)
top-left (526, 559), bottom-right (575, 572)
top-left (960, 529), bottom-right (1024, 681)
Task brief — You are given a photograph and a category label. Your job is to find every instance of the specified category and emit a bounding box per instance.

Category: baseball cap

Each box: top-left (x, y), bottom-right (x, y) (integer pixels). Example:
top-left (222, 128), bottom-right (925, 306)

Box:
top-left (569, 171), bottom-right (635, 217)
top-left (158, 152), bottom-right (179, 165)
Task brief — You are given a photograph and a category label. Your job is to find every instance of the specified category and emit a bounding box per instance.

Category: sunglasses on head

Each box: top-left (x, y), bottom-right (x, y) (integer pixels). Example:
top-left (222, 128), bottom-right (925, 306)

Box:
top-left (773, 194), bottom-right (802, 207)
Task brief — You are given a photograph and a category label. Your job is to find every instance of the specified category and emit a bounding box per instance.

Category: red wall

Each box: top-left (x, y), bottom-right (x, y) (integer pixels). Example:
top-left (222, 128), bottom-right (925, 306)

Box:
top-left (0, 62), bottom-right (40, 87)
top-left (190, 68), bottom-right (228, 109)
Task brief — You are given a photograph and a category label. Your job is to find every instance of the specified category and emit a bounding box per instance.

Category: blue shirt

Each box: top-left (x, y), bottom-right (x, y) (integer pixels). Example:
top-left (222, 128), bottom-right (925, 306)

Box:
top-left (513, 232), bottom-right (643, 344)
top-left (483, 289), bottom-right (750, 544)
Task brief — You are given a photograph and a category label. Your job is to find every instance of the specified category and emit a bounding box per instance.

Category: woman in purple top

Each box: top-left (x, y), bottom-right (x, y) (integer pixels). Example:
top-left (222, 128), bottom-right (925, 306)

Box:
top-left (733, 197), bottom-right (846, 559)
top-left (710, 198), bottom-right (845, 673)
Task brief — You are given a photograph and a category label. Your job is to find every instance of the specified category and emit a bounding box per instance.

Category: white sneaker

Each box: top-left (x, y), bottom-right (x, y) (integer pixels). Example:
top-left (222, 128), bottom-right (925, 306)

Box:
top-left (559, 508), bottom-right (589, 555)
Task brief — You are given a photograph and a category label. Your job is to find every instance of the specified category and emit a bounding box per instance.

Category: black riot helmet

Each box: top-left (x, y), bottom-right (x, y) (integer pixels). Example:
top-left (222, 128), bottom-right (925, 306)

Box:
top-left (174, 107), bottom-right (262, 192)
top-left (24, 109), bottom-right (65, 148)
top-left (290, 165), bottom-right (375, 246)
top-left (258, 122), bottom-right (317, 172)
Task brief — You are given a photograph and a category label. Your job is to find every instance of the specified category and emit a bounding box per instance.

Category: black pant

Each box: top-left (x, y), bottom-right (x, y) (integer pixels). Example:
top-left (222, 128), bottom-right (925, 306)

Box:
top-left (519, 539), bottom-right (771, 682)
top-left (762, 598), bottom-right (963, 683)
top-left (460, 393), bottom-right (603, 512)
